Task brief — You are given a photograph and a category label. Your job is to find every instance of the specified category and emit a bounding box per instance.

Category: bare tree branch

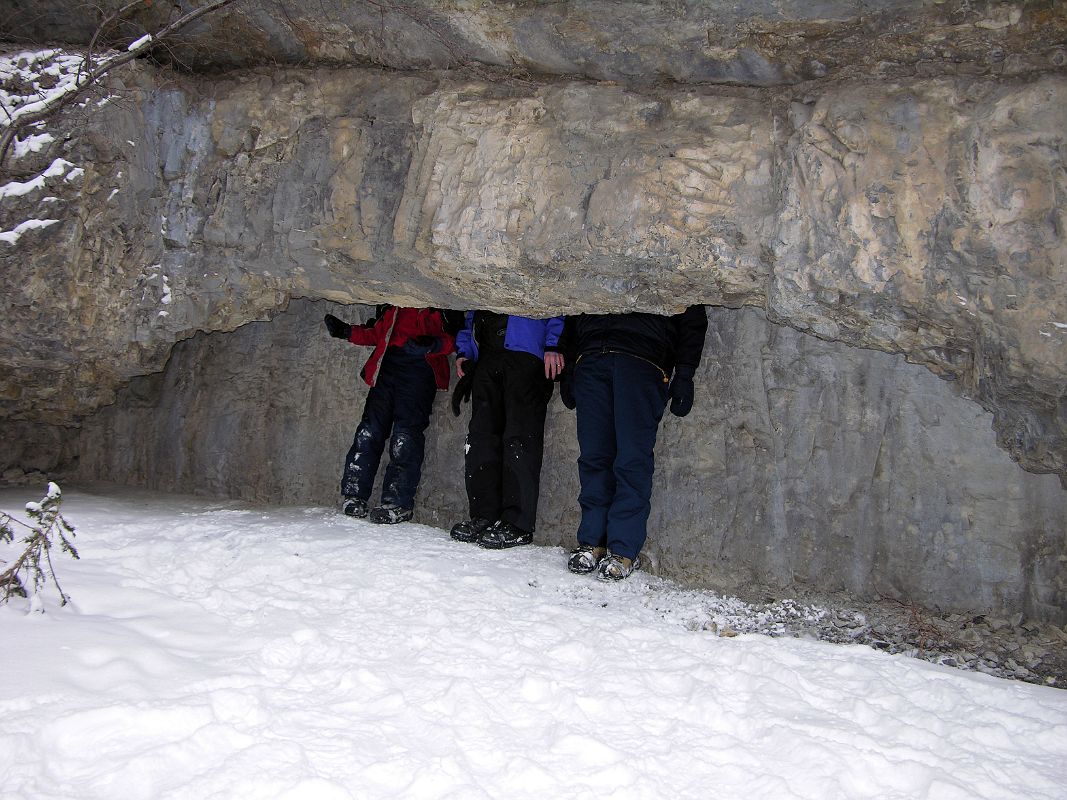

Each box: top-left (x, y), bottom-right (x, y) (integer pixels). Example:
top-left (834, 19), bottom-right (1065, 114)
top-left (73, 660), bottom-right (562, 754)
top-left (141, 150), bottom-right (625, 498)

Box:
top-left (81, 0), bottom-right (155, 84)
top-left (0, 0), bottom-right (242, 171)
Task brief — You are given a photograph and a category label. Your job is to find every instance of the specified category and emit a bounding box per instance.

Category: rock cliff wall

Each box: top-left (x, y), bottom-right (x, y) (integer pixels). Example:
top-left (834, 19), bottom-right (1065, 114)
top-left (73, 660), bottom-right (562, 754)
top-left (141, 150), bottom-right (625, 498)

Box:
top-left (1, 1), bottom-right (1065, 620)
top-left (1, 62), bottom-right (1065, 484)
top-left (71, 300), bottom-right (1067, 622)
top-left (6, 1), bottom-right (1065, 85)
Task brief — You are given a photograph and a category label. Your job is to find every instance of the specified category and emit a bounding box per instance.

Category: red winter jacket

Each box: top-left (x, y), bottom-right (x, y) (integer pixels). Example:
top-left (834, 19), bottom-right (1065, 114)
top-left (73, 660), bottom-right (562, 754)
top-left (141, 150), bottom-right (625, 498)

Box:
top-left (348, 306), bottom-right (455, 390)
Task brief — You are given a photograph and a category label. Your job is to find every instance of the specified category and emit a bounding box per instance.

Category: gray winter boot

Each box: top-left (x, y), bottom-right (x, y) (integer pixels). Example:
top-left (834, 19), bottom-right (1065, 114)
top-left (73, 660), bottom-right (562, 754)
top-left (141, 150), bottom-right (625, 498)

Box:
top-left (567, 545), bottom-right (607, 574)
top-left (595, 553), bottom-right (640, 581)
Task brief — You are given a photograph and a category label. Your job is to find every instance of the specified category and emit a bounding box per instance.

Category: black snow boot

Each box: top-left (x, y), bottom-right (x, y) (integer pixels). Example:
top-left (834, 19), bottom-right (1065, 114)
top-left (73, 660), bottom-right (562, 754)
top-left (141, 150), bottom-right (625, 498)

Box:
top-left (369, 504), bottom-right (413, 524)
top-left (342, 497), bottom-right (369, 518)
top-left (450, 517), bottom-right (494, 543)
top-left (478, 520), bottom-right (533, 550)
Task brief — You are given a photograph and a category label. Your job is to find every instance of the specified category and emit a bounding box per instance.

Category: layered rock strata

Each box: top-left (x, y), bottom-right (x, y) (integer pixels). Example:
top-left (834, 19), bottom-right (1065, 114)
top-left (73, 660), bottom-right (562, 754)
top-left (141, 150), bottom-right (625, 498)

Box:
top-left (1, 59), bottom-right (1064, 486)
top-left (5, 1), bottom-right (1066, 86)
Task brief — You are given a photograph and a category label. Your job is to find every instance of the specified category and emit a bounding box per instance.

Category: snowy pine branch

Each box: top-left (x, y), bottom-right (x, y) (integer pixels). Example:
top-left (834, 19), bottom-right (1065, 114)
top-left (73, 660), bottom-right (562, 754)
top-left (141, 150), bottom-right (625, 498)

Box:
top-left (0, 482), bottom-right (79, 610)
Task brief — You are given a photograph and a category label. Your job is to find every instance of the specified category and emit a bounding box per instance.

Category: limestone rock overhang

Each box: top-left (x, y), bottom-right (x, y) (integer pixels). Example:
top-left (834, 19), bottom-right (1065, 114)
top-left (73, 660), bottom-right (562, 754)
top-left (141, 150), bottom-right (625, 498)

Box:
top-left (0, 1), bottom-right (1065, 487)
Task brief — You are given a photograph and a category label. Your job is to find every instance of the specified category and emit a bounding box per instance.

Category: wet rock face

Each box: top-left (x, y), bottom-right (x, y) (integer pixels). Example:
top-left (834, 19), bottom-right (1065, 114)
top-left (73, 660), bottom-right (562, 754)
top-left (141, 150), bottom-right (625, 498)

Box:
top-left (69, 300), bottom-right (1067, 624)
top-left (1, 56), bottom-right (1065, 486)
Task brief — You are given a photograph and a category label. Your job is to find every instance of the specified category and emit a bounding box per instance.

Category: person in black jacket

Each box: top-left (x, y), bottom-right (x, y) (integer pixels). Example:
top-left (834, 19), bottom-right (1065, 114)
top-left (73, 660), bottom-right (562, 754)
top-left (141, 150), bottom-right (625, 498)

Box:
top-left (558, 306), bottom-right (708, 580)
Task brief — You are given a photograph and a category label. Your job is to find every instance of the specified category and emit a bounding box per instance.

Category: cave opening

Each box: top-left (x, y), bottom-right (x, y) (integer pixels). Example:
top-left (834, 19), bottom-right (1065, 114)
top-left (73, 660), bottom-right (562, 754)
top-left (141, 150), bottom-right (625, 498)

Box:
top-left (15, 298), bottom-right (1049, 631)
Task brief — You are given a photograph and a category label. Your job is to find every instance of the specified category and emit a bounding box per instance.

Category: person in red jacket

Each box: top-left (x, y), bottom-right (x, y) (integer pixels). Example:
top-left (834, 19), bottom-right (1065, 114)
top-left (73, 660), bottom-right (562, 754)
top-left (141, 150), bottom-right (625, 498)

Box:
top-left (324, 305), bottom-right (460, 524)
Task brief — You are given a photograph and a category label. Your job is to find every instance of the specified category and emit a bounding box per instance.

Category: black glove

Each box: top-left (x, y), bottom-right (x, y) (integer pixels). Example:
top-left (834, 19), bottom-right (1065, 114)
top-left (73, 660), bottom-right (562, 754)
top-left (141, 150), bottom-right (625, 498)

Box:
top-left (559, 375), bottom-right (576, 410)
top-left (402, 335), bottom-right (439, 356)
top-left (324, 314), bottom-right (352, 340)
top-left (668, 367), bottom-right (695, 417)
top-left (450, 363), bottom-right (477, 417)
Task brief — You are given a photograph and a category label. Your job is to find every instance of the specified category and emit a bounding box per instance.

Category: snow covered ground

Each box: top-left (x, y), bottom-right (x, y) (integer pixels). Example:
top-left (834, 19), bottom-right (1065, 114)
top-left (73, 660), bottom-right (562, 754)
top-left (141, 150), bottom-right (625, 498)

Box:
top-left (1, 486), bottom-right (1065, 800)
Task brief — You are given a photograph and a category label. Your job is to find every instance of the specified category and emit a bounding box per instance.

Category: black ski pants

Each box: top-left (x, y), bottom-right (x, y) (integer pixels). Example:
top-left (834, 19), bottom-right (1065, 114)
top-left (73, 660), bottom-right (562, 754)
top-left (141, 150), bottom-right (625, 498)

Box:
top-left (464, 349), bottom-right (552, 533)
top-left (340, 348), bottom-right (437, 509)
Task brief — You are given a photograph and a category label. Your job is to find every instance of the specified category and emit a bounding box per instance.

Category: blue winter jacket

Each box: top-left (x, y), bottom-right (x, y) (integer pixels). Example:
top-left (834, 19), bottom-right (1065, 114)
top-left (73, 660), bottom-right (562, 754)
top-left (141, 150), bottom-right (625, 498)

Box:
top-left (456, 312), bottom-right (564, 362)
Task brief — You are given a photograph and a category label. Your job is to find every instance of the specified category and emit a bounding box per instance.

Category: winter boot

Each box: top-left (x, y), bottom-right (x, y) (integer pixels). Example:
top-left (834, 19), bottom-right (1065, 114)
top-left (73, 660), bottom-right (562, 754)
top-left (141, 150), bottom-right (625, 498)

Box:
top-left (478, 520), bottom-right (533, 550)
top-left (450, 517), bottom-right (493, 543)
top-left (567, 545), bottom-right (607, 574)
top-left (341, 496), bottom-right (369, 518)
top-left (595, 552), bottom-right (641, 581)
top-left (369, 504), bottom-right (414, 524)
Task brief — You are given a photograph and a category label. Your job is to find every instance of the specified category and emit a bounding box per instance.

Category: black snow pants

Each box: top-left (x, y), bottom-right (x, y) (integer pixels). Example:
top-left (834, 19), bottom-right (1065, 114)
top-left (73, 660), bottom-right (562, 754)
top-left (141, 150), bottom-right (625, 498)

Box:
top-left (464, 348), bottom-right (552, 533)
top-left (340, 348), bottom-right (437, 509)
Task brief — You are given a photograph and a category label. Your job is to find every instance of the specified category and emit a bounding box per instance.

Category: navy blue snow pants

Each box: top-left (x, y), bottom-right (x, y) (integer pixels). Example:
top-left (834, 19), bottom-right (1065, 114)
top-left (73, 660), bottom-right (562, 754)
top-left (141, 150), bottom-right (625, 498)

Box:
top-left (340, 348), bottom-right (437, 509)
top-left (572, 352), bottom-right (669, 560)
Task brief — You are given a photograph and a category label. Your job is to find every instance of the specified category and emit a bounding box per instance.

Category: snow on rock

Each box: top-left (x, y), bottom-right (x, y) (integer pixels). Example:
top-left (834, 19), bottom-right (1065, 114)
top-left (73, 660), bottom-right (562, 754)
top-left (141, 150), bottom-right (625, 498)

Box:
top-left (10, 131), bottom-right (53, 160)
top-left (0, 47), bottom-right (122, 132)
top-left (1, 486), bottom-right (1065, 799)
top-left (0, 217), bottom-right (59, 246)
top-left (0, 49), bottom-right (97, 125)
top-left (0, 50), bottom-right (100, 250)
top-left (0, 158), bottom-right (78, 199)
top-left (139, 265), bottom-right (173, 310)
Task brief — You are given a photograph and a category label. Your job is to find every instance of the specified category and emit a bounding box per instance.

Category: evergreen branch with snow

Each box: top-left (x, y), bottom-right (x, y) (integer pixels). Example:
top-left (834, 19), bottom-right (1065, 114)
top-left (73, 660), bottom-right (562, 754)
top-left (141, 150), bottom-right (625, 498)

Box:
top-left (0, 482), bottom-right (79, 610)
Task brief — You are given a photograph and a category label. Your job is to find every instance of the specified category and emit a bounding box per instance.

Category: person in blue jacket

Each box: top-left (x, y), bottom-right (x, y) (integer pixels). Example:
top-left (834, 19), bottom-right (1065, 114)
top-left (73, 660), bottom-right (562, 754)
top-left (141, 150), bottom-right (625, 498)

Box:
top-left (449, 312), bottom-right (565, 549)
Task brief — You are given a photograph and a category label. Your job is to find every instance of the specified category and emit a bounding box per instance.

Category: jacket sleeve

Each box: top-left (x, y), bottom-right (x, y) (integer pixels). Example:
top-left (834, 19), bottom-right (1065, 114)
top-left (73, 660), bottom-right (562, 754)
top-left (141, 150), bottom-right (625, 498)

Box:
top-left (671, 305), bottom-right (708, 376)
top-left (347, 305), bottom-right (389, 347)
top-left (455, 311), bottom-right (477, 360)
top-left (543, 315), bottom-right (565, 352)
top-left (556, 315), bottom-right (577, 361)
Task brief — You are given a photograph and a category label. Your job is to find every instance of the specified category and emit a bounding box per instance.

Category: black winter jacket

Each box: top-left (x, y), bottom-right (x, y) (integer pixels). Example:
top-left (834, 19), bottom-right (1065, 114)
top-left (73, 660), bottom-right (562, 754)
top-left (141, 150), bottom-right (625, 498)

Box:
top-left (560, 306), bottom-right (708, 380)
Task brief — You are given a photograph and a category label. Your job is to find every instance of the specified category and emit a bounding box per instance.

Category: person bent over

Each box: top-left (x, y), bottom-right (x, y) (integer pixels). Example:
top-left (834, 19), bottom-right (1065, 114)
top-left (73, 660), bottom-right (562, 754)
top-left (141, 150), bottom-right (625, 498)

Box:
top-left (324, 305), bottom-right (460, 524)
top-left (558, 306), bottom-right (707, 579)
top-left (450, 311), bottom-right (565, 549)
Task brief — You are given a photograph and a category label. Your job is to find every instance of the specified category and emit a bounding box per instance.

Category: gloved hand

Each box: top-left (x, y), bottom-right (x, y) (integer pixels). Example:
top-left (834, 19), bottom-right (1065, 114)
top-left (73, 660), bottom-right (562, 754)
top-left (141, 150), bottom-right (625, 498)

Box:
top-left (403, 335), bottom-right (439, 356)
top-left (451, 363), bottom-right (477, 416)
top-left (668, 367), bottom-right (695, 417)
top-left (558, 375), bottom-right (576, 410)
top-left (324, 314), bottom-right (352, 340)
